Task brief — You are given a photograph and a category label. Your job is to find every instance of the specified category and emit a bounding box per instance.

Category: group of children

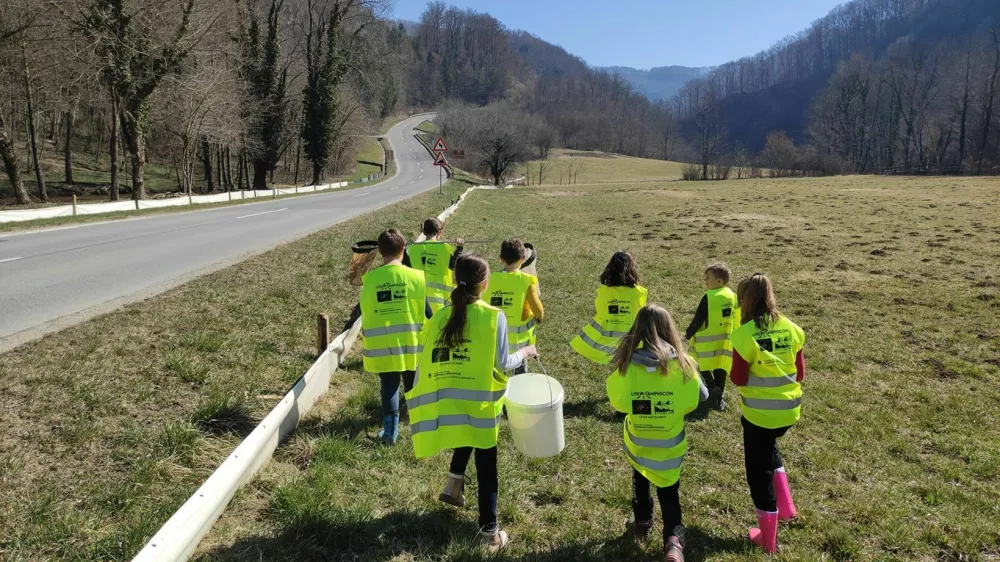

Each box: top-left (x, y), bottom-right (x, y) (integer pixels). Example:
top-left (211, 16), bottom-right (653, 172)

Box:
top-left (358, 219), bottom-right (806, 560)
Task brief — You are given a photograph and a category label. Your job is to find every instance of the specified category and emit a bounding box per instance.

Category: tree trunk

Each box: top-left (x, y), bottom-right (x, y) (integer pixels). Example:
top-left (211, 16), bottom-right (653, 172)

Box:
top-left (109, 96), bottom-right (121, 201)
top-left (253, 159), bottom-right (269, 190)
top-left (201, 136), bottom-right (214, 193)
top-left (216, 145), bottom-right (223, 191)
top-left (130, 150), bottom-right (146, 201)
top-left (64, 110), bottom-right (75, 184)
top-left (311, 161), bottom-right (323, 186)
top-left (0, 112), bottom-right (30, 205)
top-left (235, 151), bottom-right (244, 191)
top-left (22, 46), bottom-right (47, 202)
top-left (293, 136), bottom-right (301, 185)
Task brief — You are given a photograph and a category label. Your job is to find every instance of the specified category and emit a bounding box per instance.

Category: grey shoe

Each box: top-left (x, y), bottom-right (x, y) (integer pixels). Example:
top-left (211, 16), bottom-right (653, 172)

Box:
top-left (438, 473), bottom-right (466, 507)
top-left (625, 513), bottom-right (653, 542)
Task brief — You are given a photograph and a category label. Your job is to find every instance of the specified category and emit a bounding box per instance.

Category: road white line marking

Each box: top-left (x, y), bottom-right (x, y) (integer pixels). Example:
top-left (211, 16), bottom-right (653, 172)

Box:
top-left (391, 186), bottom-right (401, 191)
top-left (237, 208), bottom-right (287, 219)
top-left (0, 257), bottom-right (23, 264)
top-left (352, 192), bottom-right (370, 198)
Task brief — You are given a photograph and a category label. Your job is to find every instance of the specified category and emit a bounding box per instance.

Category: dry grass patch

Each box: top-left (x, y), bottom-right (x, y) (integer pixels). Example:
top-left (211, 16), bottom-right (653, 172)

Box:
top-left (526, 149), bottom-right (684, 185)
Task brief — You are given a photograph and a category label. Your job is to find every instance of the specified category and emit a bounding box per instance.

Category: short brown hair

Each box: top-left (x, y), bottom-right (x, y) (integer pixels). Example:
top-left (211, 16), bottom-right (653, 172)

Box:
top-left (706, 263), bottom-right (731, 284)
top-left (500, 239), bottom-right (526, 264)
top-left (422, 218), bottom-right (443, 237)
top-left (377, 229), bottom-right (406, 258)
top-left (600, 251), bottom-right (640, 288)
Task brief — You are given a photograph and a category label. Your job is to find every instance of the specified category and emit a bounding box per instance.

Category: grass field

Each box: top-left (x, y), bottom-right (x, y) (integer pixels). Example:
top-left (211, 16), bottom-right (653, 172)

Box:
top-left (195, 174), bottom-right (999, 561)
top-left (350, 137), bottom-right (386, 182)
top-left (0, 179), bottom-right (475, 561)
top-left (524, 149), bottom-right (685, 185)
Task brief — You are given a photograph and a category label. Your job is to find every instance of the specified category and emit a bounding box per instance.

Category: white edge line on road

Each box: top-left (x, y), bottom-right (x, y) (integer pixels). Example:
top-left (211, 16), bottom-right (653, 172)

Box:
top-left (236, 208), bottom-right (288, 220)
top-left (0, 256), bottom-right (23, 264)
top-left (352, 192), bottom-right (370, 198)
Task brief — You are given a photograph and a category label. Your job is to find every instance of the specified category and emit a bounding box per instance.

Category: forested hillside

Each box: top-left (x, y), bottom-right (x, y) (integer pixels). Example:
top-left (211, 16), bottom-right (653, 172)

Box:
top-left (676, 0), bottom-right (1000, 174)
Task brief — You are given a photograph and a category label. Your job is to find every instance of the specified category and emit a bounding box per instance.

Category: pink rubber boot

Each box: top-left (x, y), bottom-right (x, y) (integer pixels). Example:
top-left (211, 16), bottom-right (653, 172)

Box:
top-left (749, 509), bottom-right (778, 554)
top-left (774, 467), bottom-right (797, 521)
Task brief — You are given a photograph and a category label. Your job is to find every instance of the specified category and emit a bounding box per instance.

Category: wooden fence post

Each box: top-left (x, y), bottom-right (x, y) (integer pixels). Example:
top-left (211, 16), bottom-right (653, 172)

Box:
top-left (72, 194), bottom-right (77, 216)
top-left (317, 313), bottom-right (330, 356)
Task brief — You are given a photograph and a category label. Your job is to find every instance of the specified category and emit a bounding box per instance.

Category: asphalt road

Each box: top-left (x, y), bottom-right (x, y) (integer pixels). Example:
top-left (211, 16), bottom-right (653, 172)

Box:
top-left (0, 114), bottom-right (444, 350)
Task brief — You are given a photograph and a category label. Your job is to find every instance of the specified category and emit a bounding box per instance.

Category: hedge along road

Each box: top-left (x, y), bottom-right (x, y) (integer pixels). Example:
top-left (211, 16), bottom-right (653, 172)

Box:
top-left (0, 114), bottom-right (441, 351)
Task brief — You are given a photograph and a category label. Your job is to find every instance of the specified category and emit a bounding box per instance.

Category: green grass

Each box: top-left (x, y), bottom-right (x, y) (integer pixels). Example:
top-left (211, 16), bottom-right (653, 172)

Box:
top-left (350, 137), bottom-right (386, 183)
top-left (0, 178), bottom-right (476, 561)
top-left (417, 120), bottom-right (439, 135)
top-left (197, 175), bottom-right (999, 561)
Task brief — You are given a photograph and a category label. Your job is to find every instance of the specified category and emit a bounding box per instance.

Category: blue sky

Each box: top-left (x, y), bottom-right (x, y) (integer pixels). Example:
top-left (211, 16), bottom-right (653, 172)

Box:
top-left (391, 0), bottom-right (846, 69)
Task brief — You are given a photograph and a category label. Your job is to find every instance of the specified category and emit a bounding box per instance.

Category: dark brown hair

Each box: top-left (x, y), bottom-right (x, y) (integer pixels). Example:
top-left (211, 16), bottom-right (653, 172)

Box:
top-left (706, 263), bottom-right (731, 284)
top-left (612, 304), bottom-right (696, 380)
top-left (600, 251), bottom-right (640, 288)
top-left (422, 218), bottom-right (443, 237)
top-left (440, 254), bottom-right (490, 348)
top-left (500, 239), bottom-right (526, 265)
top-left (737, 273), bottom-right (780, 330)
top-left (378, 229), bottom-right (406, 258)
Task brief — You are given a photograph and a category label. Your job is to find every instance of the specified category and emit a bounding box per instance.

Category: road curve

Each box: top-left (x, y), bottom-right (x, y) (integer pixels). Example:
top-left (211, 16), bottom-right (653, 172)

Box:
top-left (0, 115), bottom-right (443, 350)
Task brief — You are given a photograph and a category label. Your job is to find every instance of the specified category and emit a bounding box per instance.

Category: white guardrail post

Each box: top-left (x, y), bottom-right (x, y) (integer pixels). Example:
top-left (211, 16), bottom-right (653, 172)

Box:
top-left (132, 184), bottom-right (496, 561)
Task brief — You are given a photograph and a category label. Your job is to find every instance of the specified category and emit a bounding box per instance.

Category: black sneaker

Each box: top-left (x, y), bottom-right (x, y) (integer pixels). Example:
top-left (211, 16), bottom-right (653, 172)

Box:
top-left (714, 393), bottom-right (727, 411)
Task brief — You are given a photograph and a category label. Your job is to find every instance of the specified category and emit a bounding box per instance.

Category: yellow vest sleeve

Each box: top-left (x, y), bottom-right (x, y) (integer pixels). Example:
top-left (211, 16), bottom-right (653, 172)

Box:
top-left (606, 372), bottom-right (628, 413)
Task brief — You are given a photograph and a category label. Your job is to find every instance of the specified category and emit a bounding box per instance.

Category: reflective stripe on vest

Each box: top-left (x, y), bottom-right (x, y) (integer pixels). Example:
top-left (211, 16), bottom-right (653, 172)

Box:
top-left (510, 341), bottom-right (531, 352)
top-left (741, 396), bottom-right (802, 410)
top-left (407, 388), bottom-right (507, 409)
top-left (510, 318), bottom-right (537, 334)
top-left (575, 331), bottom-right (616, 354)
top-left (428, 296), bottom-right (449, 305)
top-left (589, 319), bottom-right (630, 338)
top-left (623, 444), bottom-right (685, 471)
top-left (411, 413), bottom-right (502, 435)
top-left (747, 374), bottom-right (798, 388)
top-left (427, 281), bottom-right (453, 292)
top-left (627, 428), bottom-right (686, 450)
top-left (362, 323), bottom-right (423, 338)
top-left (363, 345), bottom-right (424, 358)
top-left (695, 333), bottom-right (728, 343)
top-left (696, 349), bottom-right (733, 359)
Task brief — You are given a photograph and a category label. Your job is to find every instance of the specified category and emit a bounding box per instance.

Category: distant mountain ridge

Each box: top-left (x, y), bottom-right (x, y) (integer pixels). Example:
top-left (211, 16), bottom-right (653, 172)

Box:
top-left (600, 65), bottom-right (708, 101)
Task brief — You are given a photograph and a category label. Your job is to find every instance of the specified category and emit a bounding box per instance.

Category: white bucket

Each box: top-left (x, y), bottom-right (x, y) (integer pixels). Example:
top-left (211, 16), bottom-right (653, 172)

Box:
top-left (505, 372), bottom-right (565, 458)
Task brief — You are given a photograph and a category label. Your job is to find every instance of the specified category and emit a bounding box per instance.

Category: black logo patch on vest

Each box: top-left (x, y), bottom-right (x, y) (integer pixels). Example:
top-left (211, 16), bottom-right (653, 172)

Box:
top-left (756, 338), bottom-right (773, 352)
top-left (632, 400), bottom-right (651, 415)
top-left (654, 400), bottom-right (673, 414)
top-left (377, 290), bottom-right (393, 303)
top-left (608, 305), bottom-right (620, 315)
top-left (431, 348), bottom-right (451, 363)
top-left (722, 307), bottom-right (732, 318)
top-left (490, 296), bottom-right (504, 307)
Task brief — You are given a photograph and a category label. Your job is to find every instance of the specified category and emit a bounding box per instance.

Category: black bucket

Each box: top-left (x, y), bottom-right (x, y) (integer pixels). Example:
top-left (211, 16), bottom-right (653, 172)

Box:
top-left (520, 243), bottom-right (538, 277)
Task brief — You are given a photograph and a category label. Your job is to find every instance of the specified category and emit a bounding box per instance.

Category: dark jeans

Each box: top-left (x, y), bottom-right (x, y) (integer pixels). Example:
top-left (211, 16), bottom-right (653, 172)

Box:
top-left (700, 369), bottom-right (728, 394)
top-left (742, 416), bottom-right (791, 512)
top-left (449, 446), bottom-right (499, 533)
top-left (379, 371), bottom-right (415, 416)
top-left (632, 469), bottom-right (683, 544)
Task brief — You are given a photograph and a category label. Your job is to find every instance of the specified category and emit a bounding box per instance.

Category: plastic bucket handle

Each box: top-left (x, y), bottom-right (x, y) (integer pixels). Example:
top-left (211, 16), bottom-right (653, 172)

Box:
top-left (527, 357), bottom-right (557, 410)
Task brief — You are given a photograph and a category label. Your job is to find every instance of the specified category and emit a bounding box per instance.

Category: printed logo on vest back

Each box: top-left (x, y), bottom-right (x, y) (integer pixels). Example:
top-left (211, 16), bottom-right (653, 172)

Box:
top-left (632, 400), bottom-right (652, 415)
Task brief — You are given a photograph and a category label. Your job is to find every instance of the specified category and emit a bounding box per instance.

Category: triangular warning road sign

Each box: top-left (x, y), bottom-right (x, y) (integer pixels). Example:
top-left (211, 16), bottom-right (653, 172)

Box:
top-left (432, 137), bottom-right (449, 153)
top-left (433, 152), bottom-right (449, 167)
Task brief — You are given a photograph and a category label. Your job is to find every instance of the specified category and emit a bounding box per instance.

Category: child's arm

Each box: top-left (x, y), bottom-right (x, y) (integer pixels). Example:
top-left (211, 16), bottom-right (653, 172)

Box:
top-left (524, 282), bottom-right (544, 323)
top-left (684, 295), bottom-right (709, 340)
top-left (606, 372), bottom-right (629, 413)
top-left (795, 350), bottom-right (806, 382)
top-left (730, 349), bottom-right (750, 386)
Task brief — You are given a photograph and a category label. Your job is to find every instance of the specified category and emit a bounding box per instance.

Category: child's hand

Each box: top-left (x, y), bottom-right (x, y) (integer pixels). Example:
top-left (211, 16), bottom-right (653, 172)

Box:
top-left (520, 345), bottom-right (539, 359)
top-left (456, 238), bottom-right (465, 247)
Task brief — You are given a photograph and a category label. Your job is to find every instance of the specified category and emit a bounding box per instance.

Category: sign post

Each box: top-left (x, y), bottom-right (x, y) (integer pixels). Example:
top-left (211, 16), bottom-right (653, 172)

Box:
top-left (431, 137), bottom-right (450, 194)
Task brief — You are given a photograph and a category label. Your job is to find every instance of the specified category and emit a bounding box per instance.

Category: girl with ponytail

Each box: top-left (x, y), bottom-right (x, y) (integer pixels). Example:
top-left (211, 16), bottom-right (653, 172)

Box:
top-left (407, 254), bottom-right (537, 552)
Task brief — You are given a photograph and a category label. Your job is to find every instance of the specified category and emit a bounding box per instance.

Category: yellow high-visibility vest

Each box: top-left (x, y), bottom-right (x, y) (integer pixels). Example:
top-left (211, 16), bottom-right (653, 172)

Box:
top-left (730, 315), bottom-right (805, 429)
top-left (406, 300), bottom-right (507, 459)
top-left (360, 264), bottom-right (426, 373)
top-left (692, 287), bottom-right (739, 372)
top-left (485, 270), bottom-right (538, 353)
top-left (606, 356), bottom-right (703, 488)
top-left (406, 241), bottom-right (456, 313)
top-left (571, 285), bottom-right (648, 364)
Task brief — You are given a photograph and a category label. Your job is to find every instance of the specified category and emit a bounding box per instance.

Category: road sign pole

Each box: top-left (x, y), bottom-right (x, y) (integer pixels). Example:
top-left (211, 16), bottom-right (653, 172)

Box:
top-left (439, 166), bottom-right (443, 194)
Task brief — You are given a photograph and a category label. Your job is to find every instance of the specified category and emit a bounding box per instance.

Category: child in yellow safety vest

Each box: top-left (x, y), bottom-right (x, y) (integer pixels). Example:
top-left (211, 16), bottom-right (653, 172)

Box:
top-left (485, 239), bottom-right (545, 374)
top-left (571, 251), bottom-right (648, 364)
top-left (607, 304), bottom-right (708, 562)
top-left (404, 218), bottom-right (464, 313)
top-left (406, 254), bottom-right (539, 552)
top-left (684, 263), bottom-right (739, 411)
top-left (730, 273), bottom-right (806, 555)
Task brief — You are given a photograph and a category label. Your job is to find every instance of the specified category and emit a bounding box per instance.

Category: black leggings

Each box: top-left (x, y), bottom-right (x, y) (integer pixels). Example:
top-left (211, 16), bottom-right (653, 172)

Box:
top-left (700, 369), bottom-right (728, 393)
top-left (632, 469), bottom-right (682, 543)
top-left (742, 416), bottom-right (791, 512)
top-left (449, 446), bottom-right (499, 533)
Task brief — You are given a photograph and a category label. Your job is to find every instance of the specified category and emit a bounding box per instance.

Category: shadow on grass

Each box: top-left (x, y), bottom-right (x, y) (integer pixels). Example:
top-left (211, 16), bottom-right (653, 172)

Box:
top-left (562, 397), bottom-right (620, 423)
top-left (682, 526), bottom-right (748, 562)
